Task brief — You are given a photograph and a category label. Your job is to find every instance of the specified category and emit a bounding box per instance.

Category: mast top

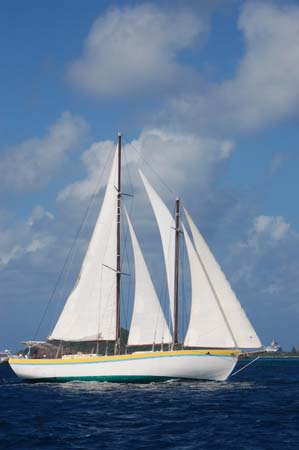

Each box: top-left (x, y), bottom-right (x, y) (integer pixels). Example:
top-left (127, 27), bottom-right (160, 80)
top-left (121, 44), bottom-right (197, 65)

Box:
top-left (118, 132), bottom-right (122, 138)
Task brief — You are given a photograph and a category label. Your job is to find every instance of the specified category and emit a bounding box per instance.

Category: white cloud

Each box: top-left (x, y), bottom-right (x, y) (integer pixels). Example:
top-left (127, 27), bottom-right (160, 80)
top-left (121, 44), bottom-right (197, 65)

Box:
top-left (129, 128), bottom-right (234, 190)
top-left (57, 128), bottom-right (234, 207)
top-left (224, 212), bottom-right (299, 347)
top-left (169, 1), bottom-right (299, 134)
top-left (254, 215), bottom-right (290, 241)
top-left (226, 1), bottom-right (299, 131)
top-left (26, 206), bottom-right (54, 227)
top-left (228, 213), bottom-right (294, 291)
top-left (0, 206), bottom-right (55, 266)
top-left (67, 4), bottom-right (205, 98)
top-left (58, 140), bottom-right (116, 203)
top-left (0, 112), bottom-right (88, 192)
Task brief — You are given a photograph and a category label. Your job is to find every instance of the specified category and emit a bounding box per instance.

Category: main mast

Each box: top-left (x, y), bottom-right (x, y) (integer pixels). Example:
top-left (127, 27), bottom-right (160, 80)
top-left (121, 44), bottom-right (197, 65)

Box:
top-left (173, 197), bottom-right (180, 350)
top-left (115, 132), bottom-right (122, 355)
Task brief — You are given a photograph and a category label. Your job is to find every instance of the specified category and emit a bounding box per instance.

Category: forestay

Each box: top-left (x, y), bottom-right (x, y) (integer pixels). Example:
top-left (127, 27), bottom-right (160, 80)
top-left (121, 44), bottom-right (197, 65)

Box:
top-left (125, 210), bottom-right (172, 346)
top-left (184, 208), bottom-right (262, 349)
top-left (139, 170), bottom-right (175, 329)
top-left (49, 149), bottom-right (118, 342)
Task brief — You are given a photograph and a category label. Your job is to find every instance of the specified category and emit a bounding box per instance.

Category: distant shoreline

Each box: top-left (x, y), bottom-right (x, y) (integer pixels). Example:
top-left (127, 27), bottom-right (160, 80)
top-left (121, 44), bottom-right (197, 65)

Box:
top-left (242, 352), bottom-right (299, 358)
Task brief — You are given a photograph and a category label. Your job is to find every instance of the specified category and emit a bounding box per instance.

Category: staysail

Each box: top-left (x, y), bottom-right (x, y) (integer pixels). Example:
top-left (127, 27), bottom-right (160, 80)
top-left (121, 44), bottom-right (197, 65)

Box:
top-left (184, 208), bottom-right (261, 349)
top-left (125, 210), bottom-right (172, 346)
top-left (49, 149), bottom-right (118, 342)
top-left (139, 170), bottom-right (175, 329)
top-left (183, 224), bottom-right (236, 348)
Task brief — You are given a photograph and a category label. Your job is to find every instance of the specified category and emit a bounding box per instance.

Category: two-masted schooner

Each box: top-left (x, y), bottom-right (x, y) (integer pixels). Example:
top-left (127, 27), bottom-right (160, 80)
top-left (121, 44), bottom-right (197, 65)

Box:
top-left (9, 134), bottom-right (262, 382)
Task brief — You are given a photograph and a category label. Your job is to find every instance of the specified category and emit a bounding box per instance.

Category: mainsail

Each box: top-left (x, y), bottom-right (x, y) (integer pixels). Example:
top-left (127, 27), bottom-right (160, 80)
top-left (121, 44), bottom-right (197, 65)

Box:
top-left (139, 170), bottom-right (176, 329)
top-left (184, 208), bottom-right (261, 349)
top-left (125, 210), bottom-right (172, 346)
top-left (49, 149), bottom-right (119, 342)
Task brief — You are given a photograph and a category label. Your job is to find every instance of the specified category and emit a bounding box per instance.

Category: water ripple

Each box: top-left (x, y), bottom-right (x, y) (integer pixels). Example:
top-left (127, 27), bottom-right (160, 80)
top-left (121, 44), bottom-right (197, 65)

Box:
top-left (1, 358), bottom-right (299, 449)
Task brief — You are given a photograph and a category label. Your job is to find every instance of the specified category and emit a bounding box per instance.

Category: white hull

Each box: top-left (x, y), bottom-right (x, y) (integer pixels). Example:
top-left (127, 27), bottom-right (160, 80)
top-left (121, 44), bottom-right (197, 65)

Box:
top-left (9, 350), bottom-right (238, 382)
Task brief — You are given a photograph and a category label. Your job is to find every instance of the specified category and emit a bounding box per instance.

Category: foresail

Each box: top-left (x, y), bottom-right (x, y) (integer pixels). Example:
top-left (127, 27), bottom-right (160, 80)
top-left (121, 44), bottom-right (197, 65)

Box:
top-left (184, 208), bottom-right (262, 349)
top-left (49, 150), bottom-right (118, 342)
top-left (183, 224), bottom-right (235, 348)
top-left (125, 210), bottom-right (172, 346)
top-left (139, 170), bottom-right (175, 329)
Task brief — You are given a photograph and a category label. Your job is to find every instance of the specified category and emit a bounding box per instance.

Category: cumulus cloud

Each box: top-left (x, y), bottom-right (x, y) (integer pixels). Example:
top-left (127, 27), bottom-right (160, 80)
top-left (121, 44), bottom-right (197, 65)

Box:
top-left (58, 140), bottom-right (116, 203)
top-left (57, 129), bottom-right (234, 207)
top-left (228, 213), bottom-right (296, 291)
top-left (26, 206), bottom-right (55, 227)
top-left (67, 4), bottom-right (206, 98)
top-left (224, 212), bottom-right (299, 347)
top-left (169, 1), bottom-right (299, 134)
top-left (128, 128), bottom-right (234, 189)
top-left (254, 215), bottom-right (290, 241)
top-left (0, 206), bottom-right (55, 266)
top-left (0, 112), bottom-right (88, 192)
top-left (225, 1), bottom-right (299, 131)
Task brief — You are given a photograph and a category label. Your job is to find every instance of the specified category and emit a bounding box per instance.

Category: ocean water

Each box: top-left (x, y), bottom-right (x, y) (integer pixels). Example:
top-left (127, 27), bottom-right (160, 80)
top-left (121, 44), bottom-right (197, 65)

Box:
top-left (0, 358), bottom-right (298, 450)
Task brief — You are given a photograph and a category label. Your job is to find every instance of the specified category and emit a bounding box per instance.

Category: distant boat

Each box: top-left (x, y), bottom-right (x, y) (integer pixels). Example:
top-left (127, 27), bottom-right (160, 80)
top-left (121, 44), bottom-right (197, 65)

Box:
top-left (0, 352), bottom-right (9, 364)
top-left (265, 340), bottom-right (281, 353)
top-left (9, 134), bottom-right (262, 382)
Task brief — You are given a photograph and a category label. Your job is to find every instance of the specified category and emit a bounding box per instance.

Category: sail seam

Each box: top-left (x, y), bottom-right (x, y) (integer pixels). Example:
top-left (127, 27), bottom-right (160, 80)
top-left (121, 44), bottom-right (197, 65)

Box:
top-left (193, 248), bottom-right (238, 347)
top-left (183, 221), bottom-right (238, 348)
top-left (188, 229), bottom-right (238, 348)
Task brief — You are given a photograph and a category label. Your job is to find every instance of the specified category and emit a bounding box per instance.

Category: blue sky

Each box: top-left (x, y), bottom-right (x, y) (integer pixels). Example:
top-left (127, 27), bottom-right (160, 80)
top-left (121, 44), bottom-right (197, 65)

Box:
top-left (1, 0), bottom-right (299, 351)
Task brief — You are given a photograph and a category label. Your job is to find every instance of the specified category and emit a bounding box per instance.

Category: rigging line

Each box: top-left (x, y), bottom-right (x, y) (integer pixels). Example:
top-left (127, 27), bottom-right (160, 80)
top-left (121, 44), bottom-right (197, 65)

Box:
top-left (33, 147), bottom-right (114, 341)
top-left (120, 208), bottom-right (131, 267)
top-left (55, 214), bottom-right (89, 314)
top-left (120, 208), bottom-right (131, 331)
top-left (52, 237), bottom-right (78, 323)
top-left (164, 202), bottom-right (177, 333)
top-left (121, 156), bottom-right (138, 336)
top-left (123, 139), bottom-right (135, 198)
top-left (123, 135), bottom-right (175, 197)
top-left (123, 198), bottom-right (135, 333)
top-left (230, 356), bottom-right (261, 377)
top-left (125, 262), bottom-right (132, 333)
top-left (158, 257), bottom-right (170, 334)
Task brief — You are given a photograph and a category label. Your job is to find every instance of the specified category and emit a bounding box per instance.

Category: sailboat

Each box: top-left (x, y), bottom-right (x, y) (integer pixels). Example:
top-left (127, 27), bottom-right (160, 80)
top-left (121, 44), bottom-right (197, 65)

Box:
top-left (9, 134), bottom-right (262, 382)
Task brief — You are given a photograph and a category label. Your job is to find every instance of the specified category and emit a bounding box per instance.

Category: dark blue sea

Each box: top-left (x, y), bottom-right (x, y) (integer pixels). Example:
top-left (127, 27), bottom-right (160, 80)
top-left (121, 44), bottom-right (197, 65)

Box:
top-left (0, 358), bottom-right (298, 450)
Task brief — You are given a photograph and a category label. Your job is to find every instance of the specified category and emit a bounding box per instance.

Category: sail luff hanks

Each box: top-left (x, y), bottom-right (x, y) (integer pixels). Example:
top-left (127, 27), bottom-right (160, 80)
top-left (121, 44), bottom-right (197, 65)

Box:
top-left (125, 209), bottom-right (172, 346)
top-left (184, 208), bottom-right (262, 349)
top-left (49, 150), bottom-right (118, 342)
top-left (139, 170), bottom-right (175, 331)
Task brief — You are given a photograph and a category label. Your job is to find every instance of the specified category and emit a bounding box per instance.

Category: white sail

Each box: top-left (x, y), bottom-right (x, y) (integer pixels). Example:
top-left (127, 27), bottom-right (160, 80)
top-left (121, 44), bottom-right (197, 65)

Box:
top-left (125, 210), bottom-right (172, 346)
top-left (49, 149), bottom-right (119, 342)
top-left (184, 208), bottom-right (262, 349)
top-left (139, 170), bottom-right (175, 328)
top-left (183, 224), bottom-right (235, 348)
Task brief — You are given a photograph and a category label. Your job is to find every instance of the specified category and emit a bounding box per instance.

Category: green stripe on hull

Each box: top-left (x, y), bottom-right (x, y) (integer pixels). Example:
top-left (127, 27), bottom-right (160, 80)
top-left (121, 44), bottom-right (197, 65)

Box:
top-left (25, 375), bottom-right (180, 384)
